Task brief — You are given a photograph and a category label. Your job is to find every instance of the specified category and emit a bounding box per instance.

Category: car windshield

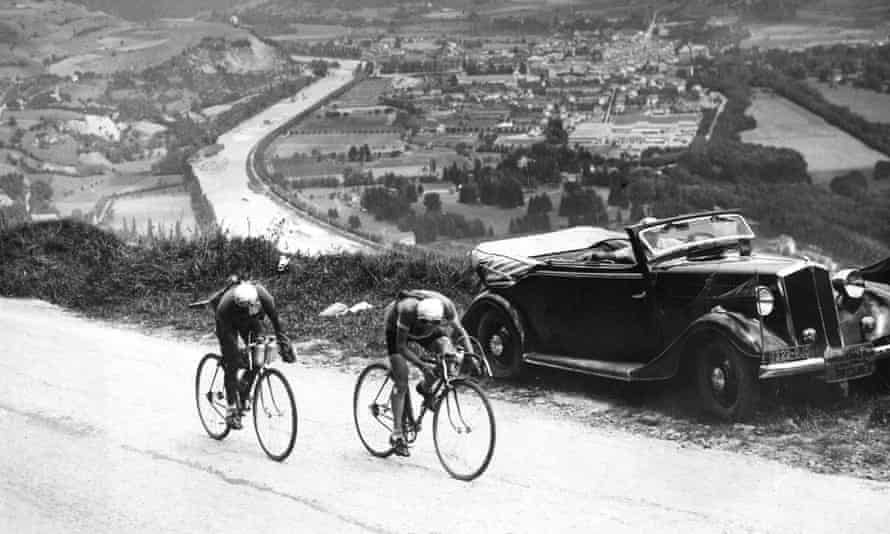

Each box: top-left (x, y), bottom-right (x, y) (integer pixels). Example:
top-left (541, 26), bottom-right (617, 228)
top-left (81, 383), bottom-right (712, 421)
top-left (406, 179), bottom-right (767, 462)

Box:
top-left (638, 213), bottom-right (754, 257)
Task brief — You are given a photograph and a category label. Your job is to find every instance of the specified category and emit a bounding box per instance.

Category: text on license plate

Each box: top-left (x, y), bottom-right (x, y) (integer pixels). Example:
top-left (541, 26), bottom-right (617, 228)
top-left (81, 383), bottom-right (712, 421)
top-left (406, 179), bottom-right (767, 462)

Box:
top-left (825, 344), bottom-right (874, 383)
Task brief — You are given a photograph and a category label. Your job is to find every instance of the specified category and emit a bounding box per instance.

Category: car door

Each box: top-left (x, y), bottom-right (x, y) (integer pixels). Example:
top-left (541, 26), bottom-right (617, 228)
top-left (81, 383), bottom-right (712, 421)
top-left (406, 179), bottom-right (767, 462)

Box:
top-left (529, 260), bottom-right (660, 361)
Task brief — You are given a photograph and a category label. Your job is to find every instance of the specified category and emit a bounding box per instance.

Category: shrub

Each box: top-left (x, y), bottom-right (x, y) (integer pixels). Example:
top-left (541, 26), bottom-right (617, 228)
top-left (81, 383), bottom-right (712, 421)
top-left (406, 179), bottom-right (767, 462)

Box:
top-left (830, 170), bottom-right (868, 199)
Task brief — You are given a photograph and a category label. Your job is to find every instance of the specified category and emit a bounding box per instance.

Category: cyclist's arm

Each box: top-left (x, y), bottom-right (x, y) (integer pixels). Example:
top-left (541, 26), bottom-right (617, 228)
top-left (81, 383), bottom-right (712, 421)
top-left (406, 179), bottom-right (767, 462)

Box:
top-left (444, 300), bottom-right (473, 353)
top-left (257, 286), bottom-right (285, 338)
top-left (450, 318), bottom-right (473, 354)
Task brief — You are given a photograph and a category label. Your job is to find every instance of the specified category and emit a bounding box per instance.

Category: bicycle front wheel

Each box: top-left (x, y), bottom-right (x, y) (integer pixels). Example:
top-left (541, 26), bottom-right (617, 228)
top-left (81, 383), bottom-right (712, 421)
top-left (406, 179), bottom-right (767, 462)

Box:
top-left (433, 379), bottom-right (496, 481)
top-left (353, 363), bottom-right (396, 458)
top-left (252, 368), bottom-right (298, 461)
top-left (195, 353), bottom-right (230, 440)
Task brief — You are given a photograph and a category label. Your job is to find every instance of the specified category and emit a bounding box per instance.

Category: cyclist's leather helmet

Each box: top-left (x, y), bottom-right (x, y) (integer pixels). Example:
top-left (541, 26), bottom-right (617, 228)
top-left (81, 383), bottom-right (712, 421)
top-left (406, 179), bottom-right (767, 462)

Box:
top-left (416, 298), bottom-right (445, 323)
top-left (233, 282), bottom-right (261, 315)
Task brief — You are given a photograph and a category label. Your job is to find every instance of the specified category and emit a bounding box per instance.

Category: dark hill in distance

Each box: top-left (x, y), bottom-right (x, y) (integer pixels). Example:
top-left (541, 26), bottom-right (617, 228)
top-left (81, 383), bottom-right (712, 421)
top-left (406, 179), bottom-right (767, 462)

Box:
top-left (64, 0), bottom-right (244, 21)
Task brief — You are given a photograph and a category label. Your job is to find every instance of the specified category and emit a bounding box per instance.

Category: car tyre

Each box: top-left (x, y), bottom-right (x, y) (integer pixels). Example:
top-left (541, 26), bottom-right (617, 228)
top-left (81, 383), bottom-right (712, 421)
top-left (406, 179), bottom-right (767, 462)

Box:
top-left (695, 339), bottom-right (758, 421)
top-left (477, 307), bottom-right (523, 379)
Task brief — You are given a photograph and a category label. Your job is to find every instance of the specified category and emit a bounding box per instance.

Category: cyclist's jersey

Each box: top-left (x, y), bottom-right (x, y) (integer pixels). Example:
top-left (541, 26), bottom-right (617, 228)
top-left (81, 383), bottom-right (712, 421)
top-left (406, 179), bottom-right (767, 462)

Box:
top-left (215, 283), bottom-right (284, 347)
top-left (384, 289), bottom-right (458, 342)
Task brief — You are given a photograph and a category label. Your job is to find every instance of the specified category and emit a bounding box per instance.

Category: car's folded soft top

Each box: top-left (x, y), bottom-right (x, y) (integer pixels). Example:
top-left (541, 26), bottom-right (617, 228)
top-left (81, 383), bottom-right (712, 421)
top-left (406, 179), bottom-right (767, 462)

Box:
top-left (471, 226), bottom-right (626, 287)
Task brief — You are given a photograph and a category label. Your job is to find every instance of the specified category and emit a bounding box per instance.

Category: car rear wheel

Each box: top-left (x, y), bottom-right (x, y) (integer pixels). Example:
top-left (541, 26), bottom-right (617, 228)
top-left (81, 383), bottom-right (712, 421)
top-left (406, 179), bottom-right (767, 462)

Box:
top-left (695, 339), bottom-right (758, 421)
top-left (477, 308), bottom-right (523, 379)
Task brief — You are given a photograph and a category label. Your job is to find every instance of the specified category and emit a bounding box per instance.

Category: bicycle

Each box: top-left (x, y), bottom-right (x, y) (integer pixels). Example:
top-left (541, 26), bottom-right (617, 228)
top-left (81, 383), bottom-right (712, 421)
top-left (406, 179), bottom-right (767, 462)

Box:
top-left (190, 300), bottom-right (298, 461)
top-left (353, 345), bottom-right (496, 481)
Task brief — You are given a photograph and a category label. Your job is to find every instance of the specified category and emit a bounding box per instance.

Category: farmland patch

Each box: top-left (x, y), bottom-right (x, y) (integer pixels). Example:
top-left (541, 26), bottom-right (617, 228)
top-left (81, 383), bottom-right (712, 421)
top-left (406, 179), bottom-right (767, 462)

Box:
top-left (104, 189), bottom-right (197, 237)
top-left (808, 80), bottom-right (890, 124)
top-left (741, 91), bottom-right (890, 188)
top-left (267, 132), bottom-right (404, 159)
top-left (740, 22), bottom-right (889, 50)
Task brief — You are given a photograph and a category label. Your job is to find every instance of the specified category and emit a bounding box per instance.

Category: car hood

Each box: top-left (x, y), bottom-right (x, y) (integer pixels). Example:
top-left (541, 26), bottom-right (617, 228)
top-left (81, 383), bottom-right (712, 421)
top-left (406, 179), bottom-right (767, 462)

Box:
top-left (652, 252), bottom-right (807, 276)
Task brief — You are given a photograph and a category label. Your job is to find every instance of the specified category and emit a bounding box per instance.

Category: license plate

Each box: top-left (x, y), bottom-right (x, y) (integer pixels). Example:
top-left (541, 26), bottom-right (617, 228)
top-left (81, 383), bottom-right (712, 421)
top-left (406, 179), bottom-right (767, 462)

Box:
top-left (825, 344), bottom-right (874, 383)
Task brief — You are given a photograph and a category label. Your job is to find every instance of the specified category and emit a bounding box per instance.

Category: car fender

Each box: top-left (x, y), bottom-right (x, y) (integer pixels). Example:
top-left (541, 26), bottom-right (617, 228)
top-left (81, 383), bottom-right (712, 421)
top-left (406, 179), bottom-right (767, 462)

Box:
top-left (462, 291), bottom-right (527, 347)
top-left (637, 307), bottom-right (788, 380)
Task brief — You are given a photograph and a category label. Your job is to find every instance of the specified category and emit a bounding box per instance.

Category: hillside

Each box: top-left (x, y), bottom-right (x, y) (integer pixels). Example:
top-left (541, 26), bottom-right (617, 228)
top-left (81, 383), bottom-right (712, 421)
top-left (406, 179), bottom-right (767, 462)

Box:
top-left (62, 0), bottom-right (247, 21)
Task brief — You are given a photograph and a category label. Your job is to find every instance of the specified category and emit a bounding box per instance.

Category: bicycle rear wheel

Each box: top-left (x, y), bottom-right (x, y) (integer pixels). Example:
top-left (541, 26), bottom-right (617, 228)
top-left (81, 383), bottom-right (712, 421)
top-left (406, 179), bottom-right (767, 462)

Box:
top-left (433, 379), bottom-right (496, 481)
top-left (253, 368), bottom-right (298, 461)
top-left (353, 363), bottom-right (396, 458)
top-left (195, 354), bottom-right (230, 440)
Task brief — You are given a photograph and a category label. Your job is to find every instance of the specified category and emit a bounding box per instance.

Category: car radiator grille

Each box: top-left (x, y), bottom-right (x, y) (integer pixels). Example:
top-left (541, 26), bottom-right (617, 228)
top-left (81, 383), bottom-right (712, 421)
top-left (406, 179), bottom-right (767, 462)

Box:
top-left (782, 266), bottom-right (842, 347)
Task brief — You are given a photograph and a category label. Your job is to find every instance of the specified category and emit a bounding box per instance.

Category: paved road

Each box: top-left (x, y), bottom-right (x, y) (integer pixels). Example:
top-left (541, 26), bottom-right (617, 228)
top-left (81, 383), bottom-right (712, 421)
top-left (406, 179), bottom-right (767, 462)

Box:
top-left (2, 298), bottom-right (889, 533)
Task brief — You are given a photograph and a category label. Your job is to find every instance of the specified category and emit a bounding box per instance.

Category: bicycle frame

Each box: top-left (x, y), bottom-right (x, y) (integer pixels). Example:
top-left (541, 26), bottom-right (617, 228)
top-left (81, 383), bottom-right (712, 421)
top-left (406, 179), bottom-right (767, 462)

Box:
top-left (401, 351), bottom-right (470, 443)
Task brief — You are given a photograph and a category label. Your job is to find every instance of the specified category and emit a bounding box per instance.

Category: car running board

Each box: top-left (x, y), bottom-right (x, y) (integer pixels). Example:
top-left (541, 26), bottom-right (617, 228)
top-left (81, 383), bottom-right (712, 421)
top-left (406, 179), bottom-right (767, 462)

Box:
top-left (524, 353), bottom-right (646, 381)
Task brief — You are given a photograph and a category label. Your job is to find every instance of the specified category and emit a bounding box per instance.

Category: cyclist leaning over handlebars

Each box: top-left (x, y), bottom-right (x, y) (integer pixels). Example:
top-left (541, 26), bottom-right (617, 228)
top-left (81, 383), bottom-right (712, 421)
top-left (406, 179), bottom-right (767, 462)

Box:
top-left (383, 289), bottom-right (476, 457)
top-left (212, 279), bottom-right (295, 430)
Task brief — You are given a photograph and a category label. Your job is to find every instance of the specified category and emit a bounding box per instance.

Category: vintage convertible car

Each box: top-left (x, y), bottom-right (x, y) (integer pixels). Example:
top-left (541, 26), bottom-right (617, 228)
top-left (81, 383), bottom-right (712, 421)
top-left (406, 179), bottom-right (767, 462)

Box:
top-left (462, 210), bottom-right (890, 420)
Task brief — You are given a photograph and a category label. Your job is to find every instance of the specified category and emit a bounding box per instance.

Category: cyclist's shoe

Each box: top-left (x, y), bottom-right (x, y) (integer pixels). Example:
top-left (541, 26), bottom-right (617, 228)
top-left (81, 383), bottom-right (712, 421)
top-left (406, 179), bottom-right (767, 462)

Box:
top-left (416, 382), bottom-right (435, 410)
top-left (390, 434), bottom-right (410, 457)
top-left (225, 409), bottom-right (243, 430)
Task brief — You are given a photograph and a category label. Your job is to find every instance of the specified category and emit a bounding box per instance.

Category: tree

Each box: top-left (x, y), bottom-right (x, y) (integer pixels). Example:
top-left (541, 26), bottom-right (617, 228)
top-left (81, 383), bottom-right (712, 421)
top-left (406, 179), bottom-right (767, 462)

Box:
top-left (29, 180), bottom-right (53, 213)
top-left (458, 182), bottom-right (478, 204)
top-left (310, 59), bottom-right (328, 77)
top-left (423, 192), bottom-right (442, 212)
top-left (348, 215), bottom-right (361, 229)
top-left (830, 170), bottom-right (867, 199)
top-left (0, 173), bottom-right (25, 200)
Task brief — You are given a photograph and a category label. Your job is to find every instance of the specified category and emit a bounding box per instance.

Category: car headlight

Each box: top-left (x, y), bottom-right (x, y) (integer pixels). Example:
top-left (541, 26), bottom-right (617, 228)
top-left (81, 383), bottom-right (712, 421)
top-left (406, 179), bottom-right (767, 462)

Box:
top-left (755, 286), bottom-right (775, 317)
top-left (833, 268), bottom-right (866, 300)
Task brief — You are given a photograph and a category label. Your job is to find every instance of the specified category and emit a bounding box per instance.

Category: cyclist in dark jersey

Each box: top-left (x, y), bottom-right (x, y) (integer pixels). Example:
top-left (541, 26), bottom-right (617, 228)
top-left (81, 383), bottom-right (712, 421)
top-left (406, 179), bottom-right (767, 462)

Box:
top-left (383, 289), bottom-right (473, 456)
top-left (215, 281), bottom-right (295, 429)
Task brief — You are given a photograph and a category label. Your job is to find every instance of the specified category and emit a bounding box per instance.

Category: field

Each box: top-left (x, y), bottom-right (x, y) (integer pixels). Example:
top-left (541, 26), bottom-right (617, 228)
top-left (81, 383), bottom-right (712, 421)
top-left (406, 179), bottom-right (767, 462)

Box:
top-left (740, 91), bottom-right (890, 188)
top-left (333, 78), bottom-right (392, 107)
top-left (740, 21), bottom-right (890, 50)
top-left (267, 133), bottom-right (403, 158)
top-left (269, 148), bottom-right (470, 181)
top-left (47, 173), bottom-right (183, 217)
top-left (296, 112), bottom-right (397, 130)
top-left (266, 23), bottom-right (352, 42)
top-left (296, 181), bottom-right (617, 245)
top-left (105, 188), bottom-right (197, 238)
top-left (45, 20), bottom-right (249, 77)
top-left (808, 80), bottom-right (890, 124)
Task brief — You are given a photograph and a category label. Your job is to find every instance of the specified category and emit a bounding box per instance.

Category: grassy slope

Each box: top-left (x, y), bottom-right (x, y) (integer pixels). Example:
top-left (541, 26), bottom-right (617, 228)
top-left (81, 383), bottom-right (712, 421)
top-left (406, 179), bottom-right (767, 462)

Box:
top-left (0, 220), bottom-right (475, 358)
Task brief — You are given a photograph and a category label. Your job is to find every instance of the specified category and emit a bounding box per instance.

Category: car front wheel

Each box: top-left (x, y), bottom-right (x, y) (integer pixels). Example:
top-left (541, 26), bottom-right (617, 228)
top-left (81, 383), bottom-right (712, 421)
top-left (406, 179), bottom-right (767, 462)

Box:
top-left (477, 307), bottom-right (523, 379)
top-left (695, 339), bottom-right (759, 421)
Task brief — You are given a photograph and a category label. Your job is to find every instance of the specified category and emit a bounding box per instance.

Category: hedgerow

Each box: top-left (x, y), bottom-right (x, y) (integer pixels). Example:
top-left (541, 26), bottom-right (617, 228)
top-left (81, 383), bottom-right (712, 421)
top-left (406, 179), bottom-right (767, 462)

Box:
top-left (0, 220), bottom-right (475, 358)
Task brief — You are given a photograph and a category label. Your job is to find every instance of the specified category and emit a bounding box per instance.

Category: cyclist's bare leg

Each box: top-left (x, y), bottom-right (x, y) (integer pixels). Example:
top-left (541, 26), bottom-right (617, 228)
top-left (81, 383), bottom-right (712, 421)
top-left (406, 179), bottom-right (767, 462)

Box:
top-left (388, 353), bottom-right (410, 455)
